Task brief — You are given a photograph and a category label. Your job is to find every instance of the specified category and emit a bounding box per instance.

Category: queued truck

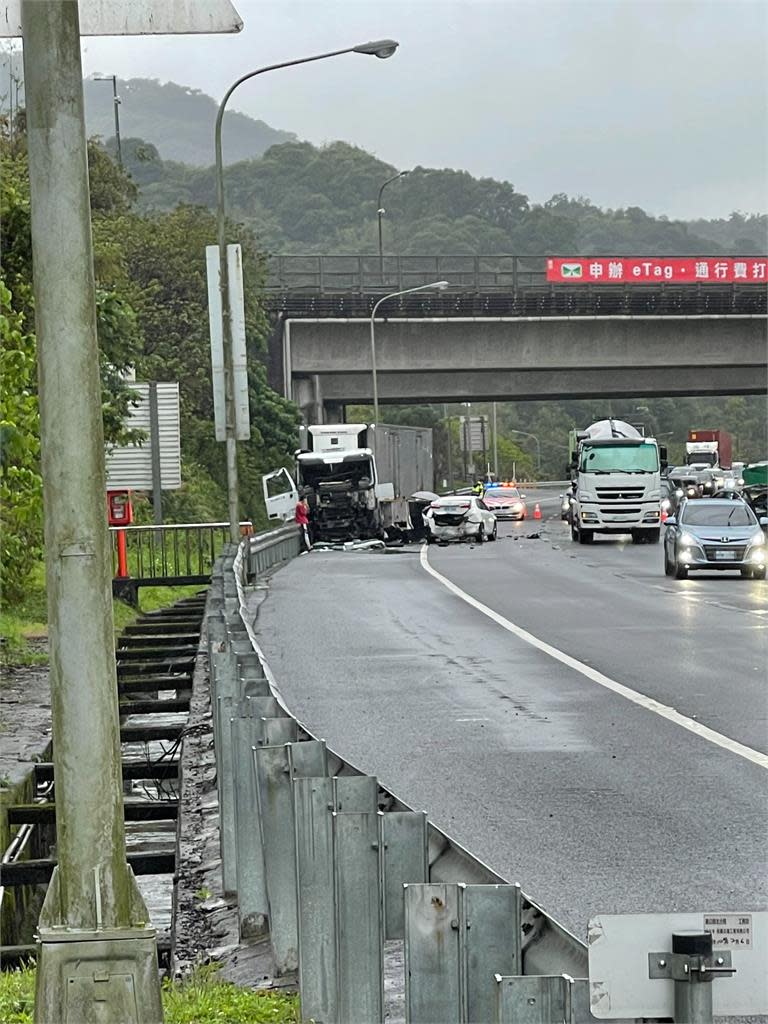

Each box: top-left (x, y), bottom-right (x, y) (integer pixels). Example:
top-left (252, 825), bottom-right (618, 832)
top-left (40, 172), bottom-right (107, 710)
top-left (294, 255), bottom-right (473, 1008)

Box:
top-left (684, 428), bottom-right (732, 470)
top-left (568, 418), bottom-right (666, 544)
top-left (262, 423), bottom-right (434, 543)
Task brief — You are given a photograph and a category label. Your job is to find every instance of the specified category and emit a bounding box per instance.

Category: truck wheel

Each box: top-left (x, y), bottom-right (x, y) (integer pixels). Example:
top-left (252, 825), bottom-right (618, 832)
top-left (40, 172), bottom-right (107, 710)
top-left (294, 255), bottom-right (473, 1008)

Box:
top-left (570, 522), bottom-right (579, 542)
top-left (631, 530), bottom-right (643, 544)
top-left (578, 529), bottom-right (593, 544)
top-left (674, 563), bottom-right (689, 580)
top-left (646, 528), bottom-right (660, 544)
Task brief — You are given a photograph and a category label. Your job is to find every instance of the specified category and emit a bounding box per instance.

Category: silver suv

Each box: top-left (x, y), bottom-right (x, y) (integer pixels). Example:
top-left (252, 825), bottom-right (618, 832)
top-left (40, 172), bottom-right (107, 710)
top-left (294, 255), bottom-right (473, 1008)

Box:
top-left (663, 498), bottom-right (767, 580)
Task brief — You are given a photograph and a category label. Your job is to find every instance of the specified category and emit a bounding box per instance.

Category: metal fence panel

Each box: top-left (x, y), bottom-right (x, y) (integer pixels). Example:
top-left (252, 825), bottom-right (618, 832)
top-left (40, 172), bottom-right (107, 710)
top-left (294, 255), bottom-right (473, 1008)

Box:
top-left (333, 774), bottom-right (378, 812)
top-left (464, 884), bottom-right (522, 1023)
top-left (215, 695), bottom-right (237, 894)
top-left (495, 974), bottom-right (578, 1024)
top-left (254, 743), bottom-right (299, 973)
top-left (288, 738), bottom-right (328, 780)
top-left (382, 811), bottom-right (428, 940)
top-left (405, 882), bottom-right (463, 1023)
top-left (294, 776), bottom-right (337, 1023)
top-left (333, 811), bottom-right (384, 1024)
top-left (230, 713), bottom-right (268, 936)
top-left (260, 717), bottom-right (298, 746)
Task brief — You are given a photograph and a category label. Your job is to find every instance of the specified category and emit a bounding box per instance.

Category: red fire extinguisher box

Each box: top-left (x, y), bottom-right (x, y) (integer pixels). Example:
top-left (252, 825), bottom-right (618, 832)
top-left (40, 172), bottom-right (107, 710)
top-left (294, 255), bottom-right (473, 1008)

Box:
top-left (107, 490), bottom-right (133, 526)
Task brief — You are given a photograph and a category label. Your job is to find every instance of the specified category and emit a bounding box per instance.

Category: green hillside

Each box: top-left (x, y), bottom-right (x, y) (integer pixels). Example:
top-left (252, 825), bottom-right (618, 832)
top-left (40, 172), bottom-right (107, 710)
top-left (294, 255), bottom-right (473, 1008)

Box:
top-left (83, 77), bottom-right (295, 166)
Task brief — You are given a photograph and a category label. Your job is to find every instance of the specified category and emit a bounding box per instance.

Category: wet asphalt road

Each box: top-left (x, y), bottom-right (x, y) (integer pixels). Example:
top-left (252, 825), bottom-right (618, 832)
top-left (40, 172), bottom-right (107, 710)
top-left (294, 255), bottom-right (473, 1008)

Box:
top-left (254, 490), bottom-right (767, 941)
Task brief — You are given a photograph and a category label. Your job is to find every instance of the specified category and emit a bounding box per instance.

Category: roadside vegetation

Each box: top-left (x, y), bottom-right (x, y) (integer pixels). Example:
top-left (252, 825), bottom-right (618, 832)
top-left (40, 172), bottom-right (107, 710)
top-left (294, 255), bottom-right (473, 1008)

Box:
top-left (0, 962), bottom-right (300, 1024)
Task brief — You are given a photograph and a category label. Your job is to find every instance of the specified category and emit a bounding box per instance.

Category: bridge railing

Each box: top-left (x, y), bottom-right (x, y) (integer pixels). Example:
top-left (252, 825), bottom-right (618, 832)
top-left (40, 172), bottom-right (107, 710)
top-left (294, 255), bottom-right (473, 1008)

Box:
top-left (109, 521), bottom-right (253, 586)
top-left (266, 253), bottom-right (549, 292)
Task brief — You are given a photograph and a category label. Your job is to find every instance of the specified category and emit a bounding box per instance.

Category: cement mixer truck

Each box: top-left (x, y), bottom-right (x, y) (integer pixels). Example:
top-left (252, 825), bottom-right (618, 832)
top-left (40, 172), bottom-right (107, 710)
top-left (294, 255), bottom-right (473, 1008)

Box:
top-left (568, 419), bottom-right (666, 544)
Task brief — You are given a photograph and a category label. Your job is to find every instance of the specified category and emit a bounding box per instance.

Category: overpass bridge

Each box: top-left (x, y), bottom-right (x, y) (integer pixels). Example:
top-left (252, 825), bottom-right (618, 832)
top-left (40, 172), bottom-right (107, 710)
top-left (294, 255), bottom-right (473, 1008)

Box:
top-left (262, 254), bottom-right (767, 420)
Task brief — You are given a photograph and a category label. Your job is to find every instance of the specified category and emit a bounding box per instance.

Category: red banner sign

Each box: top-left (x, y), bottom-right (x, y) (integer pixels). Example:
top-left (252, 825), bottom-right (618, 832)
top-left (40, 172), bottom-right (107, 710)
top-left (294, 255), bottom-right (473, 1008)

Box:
top-left (546, 256), bottom-right (768, 284)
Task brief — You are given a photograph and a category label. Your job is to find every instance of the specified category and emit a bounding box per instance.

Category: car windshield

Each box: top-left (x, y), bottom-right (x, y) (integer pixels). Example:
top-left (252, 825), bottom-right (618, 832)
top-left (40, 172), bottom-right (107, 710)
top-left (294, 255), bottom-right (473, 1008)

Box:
top-left (580, 443), bottom-right (658, 474)
top-left (485, 488), bottom-right (520, 499)
top-left (681, 504), bottom-right (756, 527)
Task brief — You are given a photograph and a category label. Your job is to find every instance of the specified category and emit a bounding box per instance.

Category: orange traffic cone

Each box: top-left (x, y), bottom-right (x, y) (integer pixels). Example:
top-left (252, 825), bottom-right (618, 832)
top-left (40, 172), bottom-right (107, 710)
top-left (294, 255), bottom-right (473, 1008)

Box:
top-left (533, 502), bottom-right (542, 520)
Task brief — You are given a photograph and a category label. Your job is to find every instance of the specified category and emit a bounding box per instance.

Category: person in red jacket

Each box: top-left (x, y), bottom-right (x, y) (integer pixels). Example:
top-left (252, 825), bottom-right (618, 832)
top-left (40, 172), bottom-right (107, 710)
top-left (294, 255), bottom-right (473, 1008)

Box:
top-left (295, 496), bottom-right (312, 553)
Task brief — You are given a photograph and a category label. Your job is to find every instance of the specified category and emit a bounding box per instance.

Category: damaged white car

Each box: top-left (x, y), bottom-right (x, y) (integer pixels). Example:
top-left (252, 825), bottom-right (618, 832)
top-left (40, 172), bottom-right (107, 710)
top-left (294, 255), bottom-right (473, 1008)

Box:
top-left (424, 495), bottom-right (498, 544)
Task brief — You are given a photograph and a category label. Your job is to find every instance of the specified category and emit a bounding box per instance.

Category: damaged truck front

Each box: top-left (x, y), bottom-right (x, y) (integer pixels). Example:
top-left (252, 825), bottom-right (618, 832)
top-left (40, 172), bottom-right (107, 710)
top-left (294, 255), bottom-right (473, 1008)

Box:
top-left (262, 423), bottom-right (433, 543)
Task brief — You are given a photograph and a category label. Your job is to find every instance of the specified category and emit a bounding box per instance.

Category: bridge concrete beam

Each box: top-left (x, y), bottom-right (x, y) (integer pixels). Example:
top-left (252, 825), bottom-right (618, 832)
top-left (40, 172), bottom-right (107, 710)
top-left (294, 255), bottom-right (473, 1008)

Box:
top-left (284, 316), bottom-right (767, 377)
top-left (303, 364), bottom-right (766, 406)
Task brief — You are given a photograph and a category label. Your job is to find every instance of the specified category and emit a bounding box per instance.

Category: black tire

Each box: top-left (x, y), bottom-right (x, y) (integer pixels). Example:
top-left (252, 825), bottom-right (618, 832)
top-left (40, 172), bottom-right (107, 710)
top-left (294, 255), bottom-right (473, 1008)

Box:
top-left (570, 522), bottom-right (579, 542)
top-left (476, 526), bottom-right (485, 545)
top-left (489, 523), bottom-right (498, 541)
top-left (753, 565), bottom-right (767, 580)
top-left (674, 562), bottom-right (689, 580)
top-left (578, 529), bottom-right (593, 544)
top-left (664, 550), bottom-right (675, 576)
top-left (631, 530), bottom-right (643, 544)
top-left (646, 528), bottom-right (661, 544)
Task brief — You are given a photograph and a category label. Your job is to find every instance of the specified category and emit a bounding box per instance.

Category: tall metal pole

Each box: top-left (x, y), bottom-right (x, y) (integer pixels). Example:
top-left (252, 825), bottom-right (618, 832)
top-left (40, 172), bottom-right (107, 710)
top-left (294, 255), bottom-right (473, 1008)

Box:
top-left (492, 401), bottom-right (499, 479)
top-left (377, 170), bottom-right (408, 282)
top-left (214, 40), bottom-right (399, 543)
top-left (508, 428), bottom-right (541, 473)
top-left (443, 403), bottom-right (453, 490)
top-left (21, 2), bottom-right (161, 1020)
top-left (94, 75), bottom-right (123, 168)
top-left (370, 280), bottom-right (448, 424)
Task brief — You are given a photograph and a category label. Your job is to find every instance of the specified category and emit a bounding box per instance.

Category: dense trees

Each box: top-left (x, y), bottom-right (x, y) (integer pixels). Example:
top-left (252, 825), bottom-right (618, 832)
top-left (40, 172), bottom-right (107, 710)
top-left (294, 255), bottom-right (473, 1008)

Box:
top-left (0, 122), bottom-right (299, 597)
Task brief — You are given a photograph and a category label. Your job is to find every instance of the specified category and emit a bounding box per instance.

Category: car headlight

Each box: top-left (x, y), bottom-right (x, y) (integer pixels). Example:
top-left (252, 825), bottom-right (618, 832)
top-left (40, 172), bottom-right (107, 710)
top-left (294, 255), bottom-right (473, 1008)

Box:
top-left (511, 502), bottom-right (522, 510)
top-left (750, 532), bottom-right (766, 547)
top-left (679, 532), bottom-right (697, 547)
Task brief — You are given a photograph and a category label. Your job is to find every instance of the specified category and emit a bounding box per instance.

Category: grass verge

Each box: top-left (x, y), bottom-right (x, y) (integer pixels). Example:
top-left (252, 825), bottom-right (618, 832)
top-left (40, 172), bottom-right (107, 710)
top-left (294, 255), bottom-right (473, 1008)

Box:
top-left (1, 561), bottom-right (205, 668)
top-left (0, 963), bottom-right (299, 1024)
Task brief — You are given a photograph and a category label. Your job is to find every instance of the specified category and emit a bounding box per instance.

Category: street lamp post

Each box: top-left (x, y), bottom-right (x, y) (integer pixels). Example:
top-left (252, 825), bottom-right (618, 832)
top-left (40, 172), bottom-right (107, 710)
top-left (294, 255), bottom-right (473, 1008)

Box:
top-left (507, 428), bottom-right (541, 474)
top-left (377, 169), bottom-right (408, 282)
top-left (369, 281), bottom-right (448, 425)
top-left (215, 40), bottom-right (399, 543)
top-left (94, 74), bottom-right (122, 167)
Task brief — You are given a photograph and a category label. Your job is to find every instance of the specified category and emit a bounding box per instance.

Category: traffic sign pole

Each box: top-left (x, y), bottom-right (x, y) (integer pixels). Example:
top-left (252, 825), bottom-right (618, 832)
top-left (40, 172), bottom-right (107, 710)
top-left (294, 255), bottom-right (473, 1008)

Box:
top-left (22, 2), bottom-right (162, 1020)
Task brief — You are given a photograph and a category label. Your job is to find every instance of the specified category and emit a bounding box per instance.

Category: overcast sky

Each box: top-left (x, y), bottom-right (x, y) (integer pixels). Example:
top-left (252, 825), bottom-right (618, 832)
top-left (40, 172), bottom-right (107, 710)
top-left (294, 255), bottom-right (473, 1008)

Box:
top-left (77, 0), bottom-right (767, 220)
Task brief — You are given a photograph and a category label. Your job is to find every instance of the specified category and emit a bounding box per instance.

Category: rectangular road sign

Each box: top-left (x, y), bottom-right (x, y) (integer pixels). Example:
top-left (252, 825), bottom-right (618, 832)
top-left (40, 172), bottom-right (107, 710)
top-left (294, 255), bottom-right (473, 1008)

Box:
top-left (2, 1), bottom-right (242, 37)
top-left (105, 382), bottom-right (181, 490)
top-left (588, 912), bottom-right (768, 1019)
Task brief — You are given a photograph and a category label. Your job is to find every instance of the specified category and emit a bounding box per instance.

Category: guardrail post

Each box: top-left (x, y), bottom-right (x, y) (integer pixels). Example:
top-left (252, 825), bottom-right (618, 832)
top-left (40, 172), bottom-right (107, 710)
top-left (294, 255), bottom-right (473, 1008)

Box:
top-left (405, 882), bottom-right (464, 1023)
top-left (381, 810), bottom-right (429, 939)
top-left (495, 973), bottom-right (587, 1023)
top-left (463, 883), bottom-right (522, 1022)
top-left (254, 739), bottom-right (327, 973)
top-left (294, 776), bottom-right (337, 1022)
top-left (333, 810), bottom-right (385, 1024)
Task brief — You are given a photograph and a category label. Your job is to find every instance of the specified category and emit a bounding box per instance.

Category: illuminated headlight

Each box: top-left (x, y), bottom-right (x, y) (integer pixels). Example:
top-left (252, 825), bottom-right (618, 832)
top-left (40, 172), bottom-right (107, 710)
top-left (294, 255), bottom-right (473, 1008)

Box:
top-left (738, 478), bottom-right (745, 487)
top-left (581, 511), bottom-right (599, 523)
top-left (714, 476), bottom-right (724, 487)
top-left (511, 502), bottom-right (523, 511)
top-left (680, 550), bottom-right (693, 563)
top-left (750, 532), bottom-right (766, 547)
top-left (675, 488), bottom-right (684, 498)
top-left (679, 532), bottom-right (697, 547)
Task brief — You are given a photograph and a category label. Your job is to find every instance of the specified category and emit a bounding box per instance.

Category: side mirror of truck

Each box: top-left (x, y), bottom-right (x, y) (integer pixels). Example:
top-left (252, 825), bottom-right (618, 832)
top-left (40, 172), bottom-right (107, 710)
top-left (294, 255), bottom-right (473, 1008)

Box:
top-left (659, 445), bottom-right (668, 471)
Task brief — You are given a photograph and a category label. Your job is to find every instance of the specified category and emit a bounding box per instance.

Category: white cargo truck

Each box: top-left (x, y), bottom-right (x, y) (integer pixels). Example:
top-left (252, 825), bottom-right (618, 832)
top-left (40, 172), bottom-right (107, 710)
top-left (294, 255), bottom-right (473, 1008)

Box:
top-left (262, 423), bottom-right (434, 543)
top-left (568, 419), bottom-right (665, 544)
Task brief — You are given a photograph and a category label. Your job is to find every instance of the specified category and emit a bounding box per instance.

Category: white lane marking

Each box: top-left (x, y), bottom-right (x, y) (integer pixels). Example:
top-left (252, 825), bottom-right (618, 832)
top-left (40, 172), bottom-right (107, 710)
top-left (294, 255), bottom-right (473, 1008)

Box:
top-left (420, 546), bottom-right (768, 770)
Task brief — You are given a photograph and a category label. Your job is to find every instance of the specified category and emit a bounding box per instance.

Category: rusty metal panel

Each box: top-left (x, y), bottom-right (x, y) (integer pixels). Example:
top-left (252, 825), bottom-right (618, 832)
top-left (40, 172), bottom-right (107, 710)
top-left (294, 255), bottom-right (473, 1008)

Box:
top-left (404, 882), bottom-right (463, 1023)
top-left (294, 776), bottom-right (336, 1023)
top-left (333, 774), bottom-right (378, 812)
top-left (333, 811), bottom-right (384, 1024)
top-left (381, 811), bottom-right (428, 940)
top-left (464, 883), bottom-right (522, 1023)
